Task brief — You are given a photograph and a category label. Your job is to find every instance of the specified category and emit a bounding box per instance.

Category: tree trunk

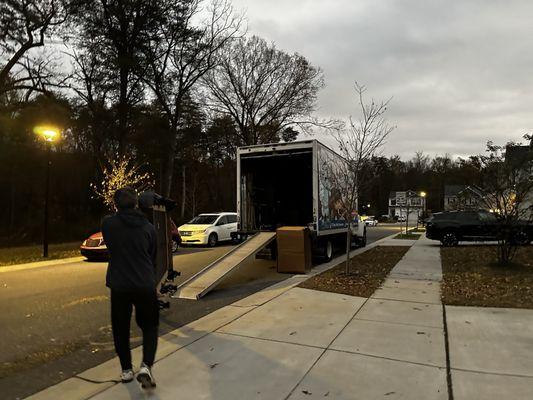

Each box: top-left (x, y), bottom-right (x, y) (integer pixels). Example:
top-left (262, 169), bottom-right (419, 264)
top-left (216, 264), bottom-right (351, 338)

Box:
top-left (117, 65), bottom-right (129, 155)
top-left (181, 165), bottom-right (186, 219)
top-left (160, 104), bottom-right (182, 197)
top-left (345, 225), bottom-right (351, 274)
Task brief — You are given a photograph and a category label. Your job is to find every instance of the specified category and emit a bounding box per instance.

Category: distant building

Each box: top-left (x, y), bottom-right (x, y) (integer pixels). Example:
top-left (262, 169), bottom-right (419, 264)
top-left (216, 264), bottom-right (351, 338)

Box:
top-left (388, 190), bottom-right (426, 219)
top-left (506, 139), bottom-right (533, 218)
top-left (444, 185), bottom-right (485, 211)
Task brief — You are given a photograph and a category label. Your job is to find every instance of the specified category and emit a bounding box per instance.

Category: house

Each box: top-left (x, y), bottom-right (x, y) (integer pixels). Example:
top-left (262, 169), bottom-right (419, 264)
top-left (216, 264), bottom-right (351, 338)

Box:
top-left (388, 190), bottom-right (426, 220)
top-left (505, 139), bottom-right (533, 218)
top-left (444, 185), bottom-right (485, 211)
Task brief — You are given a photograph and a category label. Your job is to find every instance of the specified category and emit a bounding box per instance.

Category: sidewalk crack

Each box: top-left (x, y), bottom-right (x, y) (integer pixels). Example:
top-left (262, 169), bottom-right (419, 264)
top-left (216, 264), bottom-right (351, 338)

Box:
top-left (443, 304), bottom-right (454, 400)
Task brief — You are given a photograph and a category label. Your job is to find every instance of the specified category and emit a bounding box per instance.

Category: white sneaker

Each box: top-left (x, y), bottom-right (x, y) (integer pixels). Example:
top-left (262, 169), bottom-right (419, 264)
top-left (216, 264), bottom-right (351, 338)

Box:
top-left (120, 369), bottom-right (134, 383)
top-left (137, 363), bottom-right (156, 389)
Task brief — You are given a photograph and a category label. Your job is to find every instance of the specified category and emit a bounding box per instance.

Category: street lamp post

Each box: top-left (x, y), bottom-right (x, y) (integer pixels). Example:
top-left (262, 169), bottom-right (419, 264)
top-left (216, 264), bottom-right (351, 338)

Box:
top-left (44, 142), bottom-right (51, 257)
top-left (420, 191), bottom-right (427, 228)
top-left (35, 126), bottom-right (59, 258)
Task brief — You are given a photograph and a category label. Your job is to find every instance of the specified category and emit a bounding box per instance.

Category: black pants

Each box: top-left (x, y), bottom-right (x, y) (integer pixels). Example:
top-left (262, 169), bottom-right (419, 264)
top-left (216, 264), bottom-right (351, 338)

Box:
top-left (110, 289), bottom-right (159, 370)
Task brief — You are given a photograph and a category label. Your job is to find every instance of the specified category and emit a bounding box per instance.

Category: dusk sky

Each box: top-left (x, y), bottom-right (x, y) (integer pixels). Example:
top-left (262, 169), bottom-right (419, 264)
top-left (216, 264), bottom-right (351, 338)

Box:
top-left (231, 0), bottom-right (533, 159)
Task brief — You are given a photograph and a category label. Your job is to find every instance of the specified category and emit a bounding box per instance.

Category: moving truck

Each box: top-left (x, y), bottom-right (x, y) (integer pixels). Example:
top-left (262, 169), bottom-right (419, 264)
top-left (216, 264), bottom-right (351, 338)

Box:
top-left (233, 140), bottom-right (367, 260)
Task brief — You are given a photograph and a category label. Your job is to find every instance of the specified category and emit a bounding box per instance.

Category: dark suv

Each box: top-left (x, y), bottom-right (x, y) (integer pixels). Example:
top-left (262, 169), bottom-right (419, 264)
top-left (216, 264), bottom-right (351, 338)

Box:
top-left (425, 210), bottom-right (532, 246)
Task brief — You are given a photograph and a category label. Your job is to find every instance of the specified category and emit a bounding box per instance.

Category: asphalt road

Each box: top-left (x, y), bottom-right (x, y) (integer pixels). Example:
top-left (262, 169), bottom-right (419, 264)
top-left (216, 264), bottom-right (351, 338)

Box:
top-left (0, 225), bottom-right (399, 399)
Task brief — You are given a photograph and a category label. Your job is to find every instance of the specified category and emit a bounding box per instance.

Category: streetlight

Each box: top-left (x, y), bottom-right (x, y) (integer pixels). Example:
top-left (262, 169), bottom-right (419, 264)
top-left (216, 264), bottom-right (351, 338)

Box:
top-left (420, 191), bottom-right (427, 213)
top-left (34, 126), bottom-right (60, 257)
top-left (418, 191), bottom-right (427, 228)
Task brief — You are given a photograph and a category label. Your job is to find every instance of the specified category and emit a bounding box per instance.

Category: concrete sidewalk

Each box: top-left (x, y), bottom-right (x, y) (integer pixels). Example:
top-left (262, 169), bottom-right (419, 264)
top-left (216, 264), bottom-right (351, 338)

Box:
top-left (28, 236), bottom-right (449, 400)
top-left (25, 234), bottom-right (533, 399)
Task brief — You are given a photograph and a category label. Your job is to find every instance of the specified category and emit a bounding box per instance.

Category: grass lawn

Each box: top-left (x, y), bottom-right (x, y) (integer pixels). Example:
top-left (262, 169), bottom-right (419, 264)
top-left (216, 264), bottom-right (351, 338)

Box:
top-left (394, 233), bottom-right (421, 240)
top-left (441, 245), bottom-right (533, 308)
top-left (0, 242), bottom-right (81, 267)
top-left (299, 246), bottom-right (409, 297)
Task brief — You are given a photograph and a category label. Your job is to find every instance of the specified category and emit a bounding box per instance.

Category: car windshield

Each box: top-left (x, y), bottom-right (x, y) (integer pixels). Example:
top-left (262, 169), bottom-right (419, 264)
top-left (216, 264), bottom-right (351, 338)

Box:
top-left (188, 215), bottom-right (218, 225)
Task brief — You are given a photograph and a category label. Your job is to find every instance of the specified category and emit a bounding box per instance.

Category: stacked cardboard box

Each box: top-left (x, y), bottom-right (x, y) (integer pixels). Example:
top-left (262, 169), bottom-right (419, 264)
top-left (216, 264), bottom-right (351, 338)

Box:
top-left (276, 226), bottom-right (311, 273)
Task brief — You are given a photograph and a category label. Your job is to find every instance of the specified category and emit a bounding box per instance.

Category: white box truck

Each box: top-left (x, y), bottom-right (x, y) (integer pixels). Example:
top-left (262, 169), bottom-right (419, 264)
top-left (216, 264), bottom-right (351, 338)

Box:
top-left (233, 139), bottom-right (367, 260)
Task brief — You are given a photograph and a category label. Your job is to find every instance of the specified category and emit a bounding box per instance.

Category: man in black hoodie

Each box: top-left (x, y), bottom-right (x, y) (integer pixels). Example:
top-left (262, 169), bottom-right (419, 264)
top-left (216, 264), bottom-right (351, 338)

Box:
top-left (101, 187), bottom-right (158, 388)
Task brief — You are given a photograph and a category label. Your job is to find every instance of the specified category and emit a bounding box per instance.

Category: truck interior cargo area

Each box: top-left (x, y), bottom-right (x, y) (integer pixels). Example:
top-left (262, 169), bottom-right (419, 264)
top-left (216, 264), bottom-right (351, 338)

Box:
top-left (241, 151), bottom-right (313, 231)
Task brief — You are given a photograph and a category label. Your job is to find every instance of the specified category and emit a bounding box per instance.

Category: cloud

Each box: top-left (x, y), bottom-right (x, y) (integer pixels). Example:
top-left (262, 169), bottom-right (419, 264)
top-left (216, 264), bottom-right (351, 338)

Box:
top-left (231, 0), bottom-right (533, 158)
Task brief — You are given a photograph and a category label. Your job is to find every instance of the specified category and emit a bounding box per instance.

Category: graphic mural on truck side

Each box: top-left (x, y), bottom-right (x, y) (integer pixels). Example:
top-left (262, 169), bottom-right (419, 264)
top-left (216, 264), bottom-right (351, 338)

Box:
top-left (317, 145), bottom-right (350, 231)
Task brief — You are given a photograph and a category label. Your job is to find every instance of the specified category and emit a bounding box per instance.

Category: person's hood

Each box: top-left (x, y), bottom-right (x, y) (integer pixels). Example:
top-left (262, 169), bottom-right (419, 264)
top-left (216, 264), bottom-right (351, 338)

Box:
top-left (117, 209), bottom-right (149, 227)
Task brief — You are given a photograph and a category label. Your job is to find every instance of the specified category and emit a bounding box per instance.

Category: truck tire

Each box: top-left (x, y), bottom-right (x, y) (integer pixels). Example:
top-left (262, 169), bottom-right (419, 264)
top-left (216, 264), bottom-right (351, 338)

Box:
top-left (360, 230), bottom-right (367, 247)
top-left (208, 233), bottom-right (218, 247)
top-left (441, 232), bottom-right (458, 247)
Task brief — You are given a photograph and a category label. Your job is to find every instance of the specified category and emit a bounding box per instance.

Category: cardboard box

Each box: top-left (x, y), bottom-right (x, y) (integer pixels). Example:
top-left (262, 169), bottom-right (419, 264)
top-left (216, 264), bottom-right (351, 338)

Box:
top-left (276, 226), bottom-right (311, 273)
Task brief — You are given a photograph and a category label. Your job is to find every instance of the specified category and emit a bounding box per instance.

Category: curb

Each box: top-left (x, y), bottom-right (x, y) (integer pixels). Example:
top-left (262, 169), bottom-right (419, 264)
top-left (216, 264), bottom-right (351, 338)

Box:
top-left (0, 256), bottom-right (86, 274)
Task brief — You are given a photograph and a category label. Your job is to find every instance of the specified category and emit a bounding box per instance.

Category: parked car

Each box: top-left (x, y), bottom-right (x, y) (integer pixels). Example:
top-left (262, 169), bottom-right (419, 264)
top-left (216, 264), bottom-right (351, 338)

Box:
top-left (80, 219), bottom-right (182, 260)
top-left (178, 212), bottom-right (238, 247)
top-left (425, 210), bottom-right (533, 246)
top-left (397, 215), bottom-right (406, 223)
top-left (80, 232), bottom-right (107, 260)
top-left (365, 216), bottom-right (378, 227)
top-left (378, 215), bottom-right (391, 223)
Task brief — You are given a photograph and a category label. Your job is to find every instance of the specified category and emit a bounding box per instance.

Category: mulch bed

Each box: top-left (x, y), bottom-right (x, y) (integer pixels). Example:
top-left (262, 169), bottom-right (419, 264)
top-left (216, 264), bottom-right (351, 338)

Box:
top-left (299, 246), bottom-right (409, 297)
top-left (441, 246), bottom-right (533, 308)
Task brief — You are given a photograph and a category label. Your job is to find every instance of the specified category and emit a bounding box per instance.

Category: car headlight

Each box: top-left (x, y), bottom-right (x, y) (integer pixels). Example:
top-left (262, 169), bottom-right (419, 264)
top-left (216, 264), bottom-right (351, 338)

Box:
top-left (82, 240), bottom-right (87, 246)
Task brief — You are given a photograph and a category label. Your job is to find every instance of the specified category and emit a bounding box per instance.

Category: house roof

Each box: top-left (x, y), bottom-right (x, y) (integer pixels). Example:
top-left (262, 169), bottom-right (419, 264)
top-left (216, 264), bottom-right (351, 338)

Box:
top-left (458, 185), bottom-right (485, 198)
top-left (445, 184), bottom-right (485, 198)
top-left (389, 190), bottom-right (420, 199)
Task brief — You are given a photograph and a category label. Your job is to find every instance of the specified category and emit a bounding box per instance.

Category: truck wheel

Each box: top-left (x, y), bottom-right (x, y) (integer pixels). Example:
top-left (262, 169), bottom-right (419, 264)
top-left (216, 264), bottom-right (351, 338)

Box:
top-left (324, 240), bottom-right (333, 261)
top-left (441, 232), bottom-right (458, 247)
top-left (360, 230), bottom-right (367, 247)
top-left (208, 233), bottom-right (218, 247)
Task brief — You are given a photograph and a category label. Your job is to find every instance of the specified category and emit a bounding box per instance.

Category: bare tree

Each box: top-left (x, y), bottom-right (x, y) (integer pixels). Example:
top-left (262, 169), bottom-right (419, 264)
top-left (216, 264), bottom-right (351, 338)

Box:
top-left (68, 43), bottom-right (115, 159)
top-left (70, 0), bottom-right (169, 154)
top-left (329, 82), bottom-right (395, 273)
top-left (142, 0), bottom-right (243, 197)
top-left (0, 0), bottom-right (67, 97)
top-left (202, 35), bottom-right (325, 146)
top-left (476, 137), bottom-right (533, 265)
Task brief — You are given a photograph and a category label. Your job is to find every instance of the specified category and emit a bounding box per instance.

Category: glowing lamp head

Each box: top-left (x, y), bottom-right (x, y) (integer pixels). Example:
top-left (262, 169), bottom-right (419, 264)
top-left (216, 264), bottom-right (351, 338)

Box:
top-left (34, 126), bottom-right (59, 142)
top-left (420, 191), bottom-right (427, 198)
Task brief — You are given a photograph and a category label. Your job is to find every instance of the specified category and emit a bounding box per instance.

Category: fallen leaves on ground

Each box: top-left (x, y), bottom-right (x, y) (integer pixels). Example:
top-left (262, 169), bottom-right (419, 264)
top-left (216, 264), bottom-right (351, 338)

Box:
top-left (299, 246), bottom-right (409, 297)
top-left (441, 246), bottom-right (533, 308)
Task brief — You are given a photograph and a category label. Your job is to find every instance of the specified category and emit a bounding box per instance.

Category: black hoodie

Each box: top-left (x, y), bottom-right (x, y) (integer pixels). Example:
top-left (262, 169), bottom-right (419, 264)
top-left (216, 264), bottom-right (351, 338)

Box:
top-left (102, 209), bottom-right (157, 291)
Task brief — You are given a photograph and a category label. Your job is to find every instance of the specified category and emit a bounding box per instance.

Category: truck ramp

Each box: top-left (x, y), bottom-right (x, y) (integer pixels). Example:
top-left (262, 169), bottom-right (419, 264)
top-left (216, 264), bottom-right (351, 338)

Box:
top-left (174, 232), bottom-right (277, 300)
